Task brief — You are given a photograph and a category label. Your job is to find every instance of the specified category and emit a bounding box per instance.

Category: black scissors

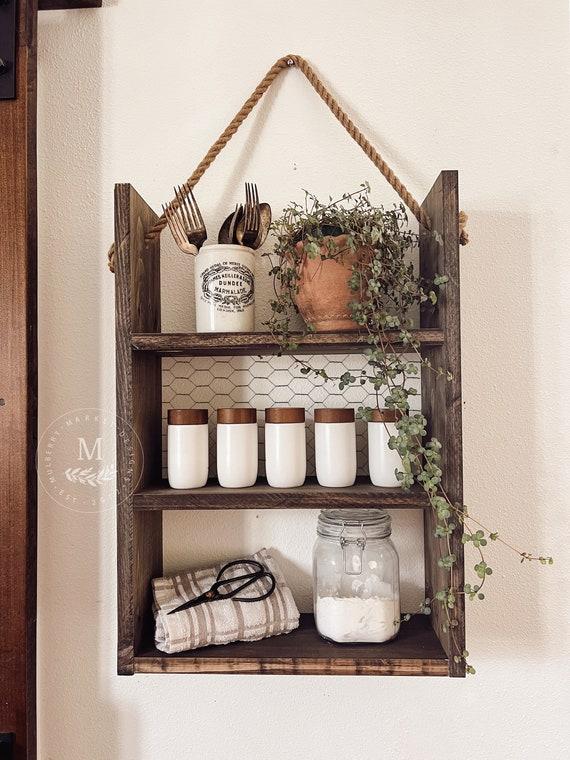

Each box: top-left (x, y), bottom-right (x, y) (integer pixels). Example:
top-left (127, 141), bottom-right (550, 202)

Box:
top-left (168, 559), bottom-right (276, 615)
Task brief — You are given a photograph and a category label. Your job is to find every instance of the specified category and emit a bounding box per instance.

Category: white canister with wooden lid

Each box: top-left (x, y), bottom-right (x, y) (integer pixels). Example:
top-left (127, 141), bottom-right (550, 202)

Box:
top-left (368, 408), bottom-right (403, 487)
top-left (167, 408), bottom-right (209, 489)
top-left (314, 408), bottom-right (357, 488)
top-left (264, 407), bottom-right (306, 488)
top-left (216, 407), bottom-right (258, 488)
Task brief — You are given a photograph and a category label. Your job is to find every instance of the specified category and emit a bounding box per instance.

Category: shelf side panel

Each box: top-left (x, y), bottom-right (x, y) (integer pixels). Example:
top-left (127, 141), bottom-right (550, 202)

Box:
top-left (115, 184), bottom-right (163, 675)
top-left (420, 171), bottom-right (465, 677)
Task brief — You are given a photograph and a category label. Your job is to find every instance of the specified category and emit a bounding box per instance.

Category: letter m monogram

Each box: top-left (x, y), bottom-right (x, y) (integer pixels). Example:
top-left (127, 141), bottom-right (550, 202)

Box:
top-left (78, 437), bottom-right (103, 461)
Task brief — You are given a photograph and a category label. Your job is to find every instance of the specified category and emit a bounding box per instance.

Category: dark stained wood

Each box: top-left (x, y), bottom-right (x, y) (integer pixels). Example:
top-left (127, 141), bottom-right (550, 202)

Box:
top-left (135, 613), bottom-right (448, 676)
top-left (115, 184), bottom-right (163, 675)
top-left (0, 1), bottom-right (38, 756)
top-left (420, 171), bottom-right (465, 677)
top-left (39, 1), bottom-right (102, 9)
top-left (131, 329), bottom-right (444, 356)
top-left (134, 477), bottom-right (428, 511)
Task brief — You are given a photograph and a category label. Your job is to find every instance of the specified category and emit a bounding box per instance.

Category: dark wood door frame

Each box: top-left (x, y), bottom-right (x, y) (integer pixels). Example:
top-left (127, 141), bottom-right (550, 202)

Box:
top-left (0, 3), bottom-right (100, 758)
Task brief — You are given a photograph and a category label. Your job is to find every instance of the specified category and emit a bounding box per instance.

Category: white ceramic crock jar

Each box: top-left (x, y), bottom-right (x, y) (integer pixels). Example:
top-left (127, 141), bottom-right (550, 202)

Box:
top-left (314, 408), bottom-right (357, 487)
top-left (167, 408), bottom-right (209, 489)
top-left (216, 407), bottom-right (258, 488)
top-left (264, 407), bottom-right (306, 488)
top-left (368, 408), bottom-right (403, 487)
top-left (194, 244), bottom-right (255, 333)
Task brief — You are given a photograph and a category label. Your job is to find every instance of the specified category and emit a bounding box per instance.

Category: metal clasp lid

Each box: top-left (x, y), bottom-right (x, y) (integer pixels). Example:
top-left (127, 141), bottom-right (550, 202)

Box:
top-left (339, 523), bottom-right (367, 576)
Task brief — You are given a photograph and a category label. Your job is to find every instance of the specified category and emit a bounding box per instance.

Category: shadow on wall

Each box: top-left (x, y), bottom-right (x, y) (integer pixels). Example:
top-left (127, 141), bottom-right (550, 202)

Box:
top-left (461, 208), bottom-right (548, 657)
top-left (37, 5), bottom-right (140, 760)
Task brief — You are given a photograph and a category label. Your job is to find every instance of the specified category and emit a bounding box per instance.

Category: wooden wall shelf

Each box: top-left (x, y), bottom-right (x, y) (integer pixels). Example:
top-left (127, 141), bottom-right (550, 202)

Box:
top-left (131, 329), bottom-right (444, 356)
top-left (115, 172), bottom-right (465, 678)
top-left (134, 477), bottom-right (428, 511)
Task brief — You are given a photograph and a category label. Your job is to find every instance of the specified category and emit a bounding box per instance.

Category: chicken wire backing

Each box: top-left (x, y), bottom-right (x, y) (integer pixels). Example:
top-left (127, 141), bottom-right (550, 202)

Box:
top-left (162, 354), bottom-right (421, 479)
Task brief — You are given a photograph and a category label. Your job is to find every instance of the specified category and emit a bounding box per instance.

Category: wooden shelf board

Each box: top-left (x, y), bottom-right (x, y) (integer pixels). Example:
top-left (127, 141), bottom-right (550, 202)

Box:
top-left (133, 477), bottom-right (428, 511)
top-left (134, 613), bottom-right (448, 676)
top-left (131, 329), bottom-right (444, 356)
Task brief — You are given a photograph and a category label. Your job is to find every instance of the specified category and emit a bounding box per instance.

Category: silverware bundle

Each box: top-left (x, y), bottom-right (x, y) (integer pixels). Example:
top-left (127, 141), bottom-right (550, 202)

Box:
top-left (163, 182), bottom-right (271, 255)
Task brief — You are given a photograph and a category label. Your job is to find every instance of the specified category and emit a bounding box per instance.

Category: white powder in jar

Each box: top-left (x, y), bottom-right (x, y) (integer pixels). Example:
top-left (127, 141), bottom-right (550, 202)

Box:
top-left (315, 596), bottom-right (401, 643)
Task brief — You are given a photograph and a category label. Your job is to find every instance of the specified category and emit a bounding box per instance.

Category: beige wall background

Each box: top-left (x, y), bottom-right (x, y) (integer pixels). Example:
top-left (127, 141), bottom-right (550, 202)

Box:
top-left (37, 1), bottom-right (570, 758)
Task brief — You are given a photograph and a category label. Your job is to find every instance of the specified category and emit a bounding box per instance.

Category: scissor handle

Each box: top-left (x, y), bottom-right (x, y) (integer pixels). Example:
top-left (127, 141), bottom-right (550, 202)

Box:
top-left (233, 571), bottom-right (275, 603)
top-left (216, 559), bottom-right (264, 582)
top-left (214, 559), bottom-right (276, 602)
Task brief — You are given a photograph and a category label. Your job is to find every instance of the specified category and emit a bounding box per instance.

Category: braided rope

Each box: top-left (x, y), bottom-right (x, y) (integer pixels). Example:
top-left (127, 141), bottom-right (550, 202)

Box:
top-left (108, 54), bottom-right (468, 272)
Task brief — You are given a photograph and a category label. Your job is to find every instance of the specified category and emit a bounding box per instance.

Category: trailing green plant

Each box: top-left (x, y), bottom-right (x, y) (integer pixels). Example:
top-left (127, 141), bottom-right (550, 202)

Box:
top-left (264, 184), bottom-right (553, 675)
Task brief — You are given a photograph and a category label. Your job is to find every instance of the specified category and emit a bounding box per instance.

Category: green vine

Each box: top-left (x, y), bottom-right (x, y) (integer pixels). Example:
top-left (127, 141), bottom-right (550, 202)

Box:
top-left (264, 185), bottom-right (553, 675)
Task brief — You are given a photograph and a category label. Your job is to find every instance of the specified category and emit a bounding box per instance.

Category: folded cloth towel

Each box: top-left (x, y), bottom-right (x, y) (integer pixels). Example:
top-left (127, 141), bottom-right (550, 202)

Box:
top-left (152, 548), bottom-right (300, 653)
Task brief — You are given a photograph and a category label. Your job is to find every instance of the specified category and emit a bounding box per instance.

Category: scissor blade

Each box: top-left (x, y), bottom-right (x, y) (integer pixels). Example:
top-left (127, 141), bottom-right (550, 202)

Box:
top-left (167, 593), bottom-right (209, 615)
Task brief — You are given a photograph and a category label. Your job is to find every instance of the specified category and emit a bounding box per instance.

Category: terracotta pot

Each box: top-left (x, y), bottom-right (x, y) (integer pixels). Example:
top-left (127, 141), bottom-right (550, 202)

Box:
top-left (293, 234), bottom-right (364, 332)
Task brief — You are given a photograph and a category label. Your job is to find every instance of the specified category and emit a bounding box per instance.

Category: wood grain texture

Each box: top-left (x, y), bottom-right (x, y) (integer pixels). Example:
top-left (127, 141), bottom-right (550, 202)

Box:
top-left (135, 614), bottom-right (448, 676)
top-left (39, 1), bottom-right (102, 9)
top-left (0, 1), bottom-right (38, 756)
top-left (131, 329), bottom-right (444, 356)
top-left (115, 184), bottom-right (163, 675)
top-left (420, 171), bottom-right (465, 677)
top-left (134, 477), bottom-right (428, 511)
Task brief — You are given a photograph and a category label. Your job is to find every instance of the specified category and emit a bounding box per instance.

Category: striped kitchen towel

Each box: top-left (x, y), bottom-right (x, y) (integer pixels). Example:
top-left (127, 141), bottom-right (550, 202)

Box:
top-left (152, 548), bottom-right (300, 653)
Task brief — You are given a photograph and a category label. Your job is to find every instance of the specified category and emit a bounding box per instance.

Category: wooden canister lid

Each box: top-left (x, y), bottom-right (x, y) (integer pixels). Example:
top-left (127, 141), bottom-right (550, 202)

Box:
top-left (369, 408), bottom-right (402, 423)
top-left (314, 407), bottom-right (355, 424)
top-left (217, 407), bottom-right (257, 425)
top-left (168, 408), bottom-right (208, 425)
top-left (265, 407), bottom-right (305, 424)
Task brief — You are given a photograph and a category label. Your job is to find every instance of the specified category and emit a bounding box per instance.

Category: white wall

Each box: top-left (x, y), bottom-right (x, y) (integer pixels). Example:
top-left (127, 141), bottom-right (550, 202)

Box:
top-left (37, 1), bottom-right (570, 758)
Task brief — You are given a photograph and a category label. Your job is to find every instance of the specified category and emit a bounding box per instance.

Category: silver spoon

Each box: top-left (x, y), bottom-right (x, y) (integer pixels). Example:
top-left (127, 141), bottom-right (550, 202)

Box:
top-left (218, 204), bottom-right (243, 244)
top-left (235, 202), bottom-right (271, 249)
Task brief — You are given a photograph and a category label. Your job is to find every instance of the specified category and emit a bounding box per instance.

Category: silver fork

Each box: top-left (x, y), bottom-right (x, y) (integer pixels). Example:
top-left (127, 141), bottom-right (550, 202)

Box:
top-left (162, 184), bottom-right (207, 255)
top-left (241, 182), bottom-right (260, 248)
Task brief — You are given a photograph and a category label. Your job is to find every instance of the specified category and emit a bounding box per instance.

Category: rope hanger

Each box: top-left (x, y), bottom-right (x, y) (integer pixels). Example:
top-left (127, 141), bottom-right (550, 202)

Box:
top-left (108, 54), bottom-right (468, 272)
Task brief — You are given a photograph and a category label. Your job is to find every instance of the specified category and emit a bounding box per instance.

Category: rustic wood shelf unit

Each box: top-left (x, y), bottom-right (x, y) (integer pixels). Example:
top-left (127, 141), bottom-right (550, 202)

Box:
top-left (115, 171), bottom-right (465, 677)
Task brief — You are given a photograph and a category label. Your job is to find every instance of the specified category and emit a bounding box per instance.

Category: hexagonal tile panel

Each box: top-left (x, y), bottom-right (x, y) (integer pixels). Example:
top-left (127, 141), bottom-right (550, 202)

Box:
top-left (190, 386), bottom-right (215, 404)
top-left (190, 369), bottom-right (214, 387)
top-left (268, 369), bottom-right (293, 386)
top-left (250, 361), bottom-right (273, 378)
top-left (171, 361), bottom-right (192, 378)
top-left (249, 377), bottom-right (273, 395)
top-left (230, 385), bottom-right (254, 403)
top-left (170, 377), bottom-right (192, 395)
top-left (211, 362), bottom-right (234, 378)
top-left (272, 386), bottom-right (295, 403)
top-left (189, 357), bottom-right (215, 371)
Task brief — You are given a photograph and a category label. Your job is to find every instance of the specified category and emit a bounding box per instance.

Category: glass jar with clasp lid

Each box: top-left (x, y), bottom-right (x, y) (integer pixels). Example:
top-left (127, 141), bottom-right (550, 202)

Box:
top-left (313, 509), bottom-right (401, 643)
